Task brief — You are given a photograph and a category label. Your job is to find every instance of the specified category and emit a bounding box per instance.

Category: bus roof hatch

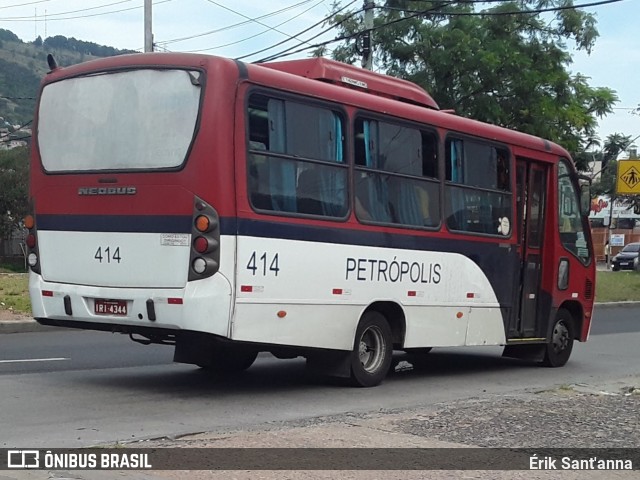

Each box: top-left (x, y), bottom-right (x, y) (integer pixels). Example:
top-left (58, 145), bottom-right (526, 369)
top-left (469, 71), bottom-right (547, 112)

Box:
top-left (262, 58), bottom-right (439, 110)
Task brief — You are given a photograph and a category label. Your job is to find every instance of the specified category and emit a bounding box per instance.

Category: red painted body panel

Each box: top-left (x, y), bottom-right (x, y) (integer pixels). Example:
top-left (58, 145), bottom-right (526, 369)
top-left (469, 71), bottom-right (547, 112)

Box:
top-left (30, 53), bottom-right (595, 341)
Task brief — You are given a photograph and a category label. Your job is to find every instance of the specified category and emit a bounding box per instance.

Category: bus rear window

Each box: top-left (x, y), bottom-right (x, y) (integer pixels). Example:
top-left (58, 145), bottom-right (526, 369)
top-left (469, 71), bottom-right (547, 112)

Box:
top-left (38, 69), bottom-right (202, 172)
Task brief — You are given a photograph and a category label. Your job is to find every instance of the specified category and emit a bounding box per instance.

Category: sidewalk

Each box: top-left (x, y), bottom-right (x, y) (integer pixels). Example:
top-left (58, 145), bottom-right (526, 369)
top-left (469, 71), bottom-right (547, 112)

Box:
top-left (0, 310), bottom-right (53, 334)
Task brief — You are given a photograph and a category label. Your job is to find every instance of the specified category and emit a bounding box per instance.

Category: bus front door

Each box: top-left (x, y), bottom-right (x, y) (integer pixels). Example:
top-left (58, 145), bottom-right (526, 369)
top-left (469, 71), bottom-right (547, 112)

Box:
top-left (515, 160), bottom-right (547, 337)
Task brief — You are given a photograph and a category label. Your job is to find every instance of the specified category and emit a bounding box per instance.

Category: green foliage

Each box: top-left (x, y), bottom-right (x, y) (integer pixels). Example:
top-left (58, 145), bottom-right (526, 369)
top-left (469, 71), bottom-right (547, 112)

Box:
top-left (0, 273), bottom-right (30, 314)
top-left (0, 29), bottom-right (136, 126)
top-left (0, 147), bottom-right (29, 240)
top-left (0, 29), bottom-right (20, 43)
top-left (43, 35), bottom-right (137, 57)
top-left (321, 0), bottom-right (618, 160)
top-left (0, 57), bottom-right (40, 121)
top-left (0, 258), bottom-right (25, 273)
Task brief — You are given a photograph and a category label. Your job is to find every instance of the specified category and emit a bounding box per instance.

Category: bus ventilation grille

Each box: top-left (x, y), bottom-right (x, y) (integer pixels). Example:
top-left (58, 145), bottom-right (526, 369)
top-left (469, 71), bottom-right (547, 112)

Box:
top-left (584, 279), bottom-right (594, 300)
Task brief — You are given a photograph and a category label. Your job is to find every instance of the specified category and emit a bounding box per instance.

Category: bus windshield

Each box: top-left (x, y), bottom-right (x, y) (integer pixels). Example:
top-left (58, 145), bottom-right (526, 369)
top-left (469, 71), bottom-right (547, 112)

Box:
top-left (38, 68), bottom-right (202, 172)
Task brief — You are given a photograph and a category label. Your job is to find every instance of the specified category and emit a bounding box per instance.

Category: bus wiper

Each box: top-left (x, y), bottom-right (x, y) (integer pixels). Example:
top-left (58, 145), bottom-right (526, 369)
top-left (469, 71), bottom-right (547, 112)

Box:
top-left (187, 71), bottom-right (201, 87)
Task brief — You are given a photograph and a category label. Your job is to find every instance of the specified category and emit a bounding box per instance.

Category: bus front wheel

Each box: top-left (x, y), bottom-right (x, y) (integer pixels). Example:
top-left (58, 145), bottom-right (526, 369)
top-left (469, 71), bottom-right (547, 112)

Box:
top-left (350, 311), bottom-right (393, 387)
top-left (542, 309), bottom-right (574, 368)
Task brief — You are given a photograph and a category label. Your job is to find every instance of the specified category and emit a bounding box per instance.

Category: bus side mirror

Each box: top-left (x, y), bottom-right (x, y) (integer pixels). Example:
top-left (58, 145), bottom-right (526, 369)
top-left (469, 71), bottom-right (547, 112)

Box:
top-left (580, 185), bottom-right (591, 217)
top-left (578, 175), bottom-right (592, 217)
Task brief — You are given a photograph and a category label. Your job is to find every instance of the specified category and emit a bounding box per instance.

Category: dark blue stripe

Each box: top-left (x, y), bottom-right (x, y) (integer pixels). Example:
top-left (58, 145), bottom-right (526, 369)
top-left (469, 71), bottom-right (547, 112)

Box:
top-left (37, 214), bottom-right (192, 233)
top-left (232, 217), bottom-right (520, 311)
top-left (36, 214), bottom-right (519, 310)
top-left (235, 217), bottom-right (491, 252)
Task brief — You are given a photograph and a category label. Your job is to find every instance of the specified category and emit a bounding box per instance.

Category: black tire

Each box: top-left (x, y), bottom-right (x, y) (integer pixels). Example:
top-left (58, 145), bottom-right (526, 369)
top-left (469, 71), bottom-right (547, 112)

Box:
top-left (612, 265), bottom-right (620, 272)
top-left (349, 311), bottom-right (393, 387)
top-left (542, 309), bottom-right (574, 368)
top-left (199, 345), bottom-right (258, 374)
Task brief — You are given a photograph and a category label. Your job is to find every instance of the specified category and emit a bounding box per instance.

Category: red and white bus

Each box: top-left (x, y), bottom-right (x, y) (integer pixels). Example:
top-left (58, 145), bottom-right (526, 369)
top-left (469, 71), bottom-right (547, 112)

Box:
top-left (25, 53), bottom-right (595, 387)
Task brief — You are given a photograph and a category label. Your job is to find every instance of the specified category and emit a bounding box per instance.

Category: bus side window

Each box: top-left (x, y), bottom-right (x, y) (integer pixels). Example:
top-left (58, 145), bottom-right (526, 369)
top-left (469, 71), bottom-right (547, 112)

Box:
top-left (247, 93), bottom-right (347, 218)
top-left (248, 141), bottom-right (271, 210)
top-left (354, 118), bottom-right (439, 227)
top-left (445, 138), bottom-right (512, 236)
top-left (354, 119), bottom-right (392, 223)
top-left (297, 167), bottom-right (324, 215)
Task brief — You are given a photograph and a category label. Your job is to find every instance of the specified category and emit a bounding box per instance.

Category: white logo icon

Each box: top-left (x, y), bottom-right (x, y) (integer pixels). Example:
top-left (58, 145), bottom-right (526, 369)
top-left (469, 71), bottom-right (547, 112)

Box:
top-left (7, 450), bottom-right (40, 469)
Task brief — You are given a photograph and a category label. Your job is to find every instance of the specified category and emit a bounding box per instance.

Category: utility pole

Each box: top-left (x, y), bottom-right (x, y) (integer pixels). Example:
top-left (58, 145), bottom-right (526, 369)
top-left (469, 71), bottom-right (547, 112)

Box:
top-left (361, 1), bottom-right (374, 70)
top-left (144, 0), bottom-right (153, 52)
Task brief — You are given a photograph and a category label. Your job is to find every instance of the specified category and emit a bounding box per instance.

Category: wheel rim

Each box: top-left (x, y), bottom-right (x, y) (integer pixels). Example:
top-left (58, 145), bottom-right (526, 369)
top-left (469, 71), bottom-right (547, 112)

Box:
top-left (551, 321), bottom-right (570, 354)
top-left (358, 325), bottom-right (386, 374)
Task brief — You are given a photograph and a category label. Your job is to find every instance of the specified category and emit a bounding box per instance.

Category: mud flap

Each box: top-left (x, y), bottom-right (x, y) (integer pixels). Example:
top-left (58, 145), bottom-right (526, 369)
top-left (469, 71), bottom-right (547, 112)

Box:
top-left (173, 331), bottom-right (216, 366)
top-left (502, 344), bottom-right (545, 362)
top-left (306, 350), bottom-right (351, 378)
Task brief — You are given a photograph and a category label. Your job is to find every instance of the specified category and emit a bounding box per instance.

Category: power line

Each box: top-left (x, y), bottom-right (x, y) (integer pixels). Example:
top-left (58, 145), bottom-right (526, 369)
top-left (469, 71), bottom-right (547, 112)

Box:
top-left (155, 0), bottom-right (318, 47)
top-left (0, 0), bottom-right (51, 10)
top-left (0, 136), bottom-right (31, 143)
top-left (0, 0), bottom-right (172, 22)
top-left (0, 0), bottom-right (130, 19)
top-left (0, 120), bottom-right (33, 141)
top-left (203, 0), bottom-right (324, 48)
top-left (255, 0), bottom-right (623, 63)
top-left (378, 0), bottom-right (623, 16)
top-left (0, 95), bottom-right (36, 101)
top-left (184, 0), bottom-right (326, 53)
top-left (236, 0), bottom-right (359, 62)
top-left (252, 0), bottom-right (448, 63)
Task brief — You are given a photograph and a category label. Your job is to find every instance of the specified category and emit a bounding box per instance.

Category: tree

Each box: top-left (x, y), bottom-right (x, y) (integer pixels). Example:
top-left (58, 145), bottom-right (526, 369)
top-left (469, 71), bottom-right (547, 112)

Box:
top-left (0, 147), bottom-right (29, 253)
top-left (319, 0), bottom-right (617, 161)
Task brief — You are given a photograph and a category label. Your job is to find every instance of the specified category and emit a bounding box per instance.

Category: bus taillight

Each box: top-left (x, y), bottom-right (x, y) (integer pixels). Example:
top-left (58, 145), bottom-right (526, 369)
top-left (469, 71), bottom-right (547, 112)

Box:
top-left (195, 215), bottom-right (213, 232)
top-left (23, 214), bottom-right (41, 273)
top-left (192, 258), bottom-right (207, 274)
top-left (189, 198), bottom-right (221, 280)
top-left (26, 234), bottom-right (36, 248)
top-left (194, 237), bottom-right (209, 253)
top-left (24, 215), bottom-right (35, 229)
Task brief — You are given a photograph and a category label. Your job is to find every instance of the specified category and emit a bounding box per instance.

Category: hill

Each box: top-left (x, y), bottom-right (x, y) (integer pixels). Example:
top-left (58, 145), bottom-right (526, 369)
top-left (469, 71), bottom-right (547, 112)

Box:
top-left (0, 29), bottom-right (136, 128)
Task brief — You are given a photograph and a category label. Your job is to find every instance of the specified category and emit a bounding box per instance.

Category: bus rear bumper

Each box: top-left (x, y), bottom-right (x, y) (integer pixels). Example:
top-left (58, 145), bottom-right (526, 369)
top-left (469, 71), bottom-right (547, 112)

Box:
top-left (28, 272), bottom-right (233, 338)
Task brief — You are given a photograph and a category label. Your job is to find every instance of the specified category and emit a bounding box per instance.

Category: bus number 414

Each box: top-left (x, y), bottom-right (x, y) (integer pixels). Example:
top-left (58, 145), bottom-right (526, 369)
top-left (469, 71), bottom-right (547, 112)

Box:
top-left (94, 246), bottom-right (122, 264)
top-left (247, 252), bottom-right (279, 276)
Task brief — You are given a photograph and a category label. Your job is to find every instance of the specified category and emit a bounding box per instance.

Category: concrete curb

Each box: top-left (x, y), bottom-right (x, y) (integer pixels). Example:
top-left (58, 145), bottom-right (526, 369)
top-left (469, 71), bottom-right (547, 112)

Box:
top-left (0, 318), bottom-right (62, 334)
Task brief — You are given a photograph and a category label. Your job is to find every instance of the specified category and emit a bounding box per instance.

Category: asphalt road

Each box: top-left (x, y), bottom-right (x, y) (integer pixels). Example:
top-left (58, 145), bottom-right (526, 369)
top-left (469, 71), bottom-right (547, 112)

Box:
top-left (0, 304), bottom-right (638, 448)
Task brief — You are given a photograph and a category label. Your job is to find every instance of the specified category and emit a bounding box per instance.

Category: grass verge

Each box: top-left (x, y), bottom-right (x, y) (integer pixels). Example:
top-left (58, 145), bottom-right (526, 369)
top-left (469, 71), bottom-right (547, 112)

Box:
top-left (595, 270), bottom-right (640, 303)
top-left (0, 273), bottom-right (30, 314)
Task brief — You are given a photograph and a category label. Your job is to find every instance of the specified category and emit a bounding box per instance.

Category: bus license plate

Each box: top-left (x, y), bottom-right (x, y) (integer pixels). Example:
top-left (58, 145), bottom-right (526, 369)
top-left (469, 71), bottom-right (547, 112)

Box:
top-left (95, 299), bottom-right (127, 316)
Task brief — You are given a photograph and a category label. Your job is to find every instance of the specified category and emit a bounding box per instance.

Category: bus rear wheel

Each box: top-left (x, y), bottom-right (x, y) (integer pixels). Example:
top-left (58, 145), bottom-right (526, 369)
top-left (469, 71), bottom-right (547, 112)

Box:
top-left (349, 311), bottom-right (393, 387)
top-left (542, 309), bottom-right (574, 368)
top-left (199, 345), bottom-right (258, 374)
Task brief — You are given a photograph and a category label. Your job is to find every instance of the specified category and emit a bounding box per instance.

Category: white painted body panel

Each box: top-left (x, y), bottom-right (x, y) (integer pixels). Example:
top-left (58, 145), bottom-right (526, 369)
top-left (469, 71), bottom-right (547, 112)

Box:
top-left (233, 236), bottom-right (507, 349)
top-left (38, 231), bottom-right (191, 288)
top-left (31, 236), bottom-right (238, 336)
top-left (33, 231), bottom-right (507, 350)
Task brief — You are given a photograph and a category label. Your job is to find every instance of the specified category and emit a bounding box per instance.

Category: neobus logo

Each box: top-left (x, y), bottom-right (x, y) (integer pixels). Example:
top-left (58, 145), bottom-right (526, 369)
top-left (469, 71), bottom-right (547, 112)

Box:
top-left (78, 187), bottom-right (137, 196)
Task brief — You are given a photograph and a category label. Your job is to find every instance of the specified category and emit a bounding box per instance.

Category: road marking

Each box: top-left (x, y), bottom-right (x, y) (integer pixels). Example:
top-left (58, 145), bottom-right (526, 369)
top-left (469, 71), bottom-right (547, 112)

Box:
top-left (0, 357), bottom-right (69, 364)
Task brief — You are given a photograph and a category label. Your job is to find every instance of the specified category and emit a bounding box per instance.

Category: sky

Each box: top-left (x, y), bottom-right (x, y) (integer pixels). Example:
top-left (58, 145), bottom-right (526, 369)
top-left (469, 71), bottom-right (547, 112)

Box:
top-left (1, 0), bottom-right (638, 147)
